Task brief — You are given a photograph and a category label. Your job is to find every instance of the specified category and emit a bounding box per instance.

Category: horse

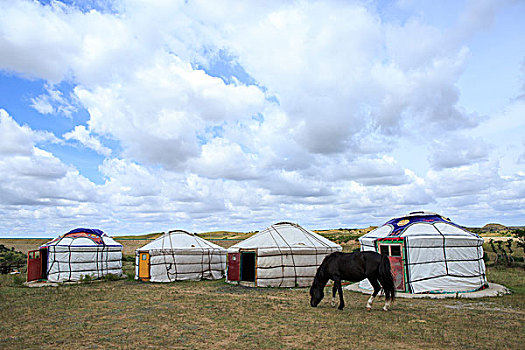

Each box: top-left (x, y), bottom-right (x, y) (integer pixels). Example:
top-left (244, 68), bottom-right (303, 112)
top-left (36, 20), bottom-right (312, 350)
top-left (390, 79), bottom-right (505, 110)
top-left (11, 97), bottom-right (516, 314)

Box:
top-left (309, 251), bottom-right (396, 311)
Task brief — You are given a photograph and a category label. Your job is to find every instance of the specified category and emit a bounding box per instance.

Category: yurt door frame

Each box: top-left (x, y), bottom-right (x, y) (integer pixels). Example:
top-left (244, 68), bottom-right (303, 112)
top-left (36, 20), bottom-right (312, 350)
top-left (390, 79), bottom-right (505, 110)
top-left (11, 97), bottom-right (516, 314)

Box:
top-left (239, 249), bottom-right (257, 284)
top-left (27, 248), bottom-right (47, 282)
top-left (376, 238), bottom-right (407, 292)
top-left (138, 252), bottom-right (151, 281)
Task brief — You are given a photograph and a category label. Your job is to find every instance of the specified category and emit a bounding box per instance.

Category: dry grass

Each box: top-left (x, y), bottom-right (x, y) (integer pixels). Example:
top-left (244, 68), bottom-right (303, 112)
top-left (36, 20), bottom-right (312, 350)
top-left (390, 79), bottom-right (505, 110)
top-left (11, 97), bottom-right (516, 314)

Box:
top-left (0, 261), bottom-right (523, 349)
top-left (1, 236), bottom-right (524, 349)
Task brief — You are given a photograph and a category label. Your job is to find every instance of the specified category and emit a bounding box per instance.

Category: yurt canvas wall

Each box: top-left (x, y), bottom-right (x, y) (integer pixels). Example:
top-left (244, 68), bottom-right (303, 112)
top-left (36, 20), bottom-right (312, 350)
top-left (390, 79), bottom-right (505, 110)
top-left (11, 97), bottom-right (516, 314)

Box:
top-left (135, 230), bottom-right (226, 282)
top-left (36, 228), bottom-right (122, 282)
top-left (226, 222), bottom-right (341, 287)
top-left (359, 212), bottom-right (487, 294)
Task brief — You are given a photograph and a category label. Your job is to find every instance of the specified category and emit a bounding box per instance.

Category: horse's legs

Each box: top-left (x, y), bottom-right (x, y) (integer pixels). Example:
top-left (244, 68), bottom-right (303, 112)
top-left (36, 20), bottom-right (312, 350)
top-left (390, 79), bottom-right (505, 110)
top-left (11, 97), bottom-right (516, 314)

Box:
top-left (334, 277), bottom-right (345, 310)
top-left (383, 298), bottom-right (392, 312)
top-left (367, 278), bottom-right (381, 311)
top-left (331, 284), bottom-right (337, 307)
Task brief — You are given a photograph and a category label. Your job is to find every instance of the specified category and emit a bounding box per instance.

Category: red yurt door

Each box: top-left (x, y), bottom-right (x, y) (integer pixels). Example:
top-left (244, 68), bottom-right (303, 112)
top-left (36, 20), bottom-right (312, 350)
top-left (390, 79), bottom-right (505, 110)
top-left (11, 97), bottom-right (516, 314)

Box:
top-left (378, 239), bottom-right (406, 292)
top-left (227, 253), bottom-right (240, 281)
top-left (27, 249), bottom-right (43, 282)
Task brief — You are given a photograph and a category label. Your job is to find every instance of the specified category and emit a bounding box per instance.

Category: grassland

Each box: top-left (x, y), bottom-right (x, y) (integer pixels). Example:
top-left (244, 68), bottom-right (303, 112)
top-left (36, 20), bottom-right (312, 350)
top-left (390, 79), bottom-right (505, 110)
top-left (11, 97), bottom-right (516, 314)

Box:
top-left (0, 238), bottom-right (524, 349)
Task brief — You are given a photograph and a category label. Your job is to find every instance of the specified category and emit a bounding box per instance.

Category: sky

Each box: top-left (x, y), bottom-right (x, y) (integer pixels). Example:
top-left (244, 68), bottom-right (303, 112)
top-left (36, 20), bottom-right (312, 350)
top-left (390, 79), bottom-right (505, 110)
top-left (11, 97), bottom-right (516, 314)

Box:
top-left (0, 0), bottom-right (524, 237)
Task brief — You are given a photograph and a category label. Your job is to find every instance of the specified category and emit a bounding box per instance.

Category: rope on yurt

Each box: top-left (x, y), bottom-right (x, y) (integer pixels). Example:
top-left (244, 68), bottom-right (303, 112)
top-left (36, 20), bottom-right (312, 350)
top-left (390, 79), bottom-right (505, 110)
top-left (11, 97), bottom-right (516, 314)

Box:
top-left (267, 225), bottom-right (286, 287)
top-left (403, 237), bottom-right (413, 293)
top-left (476, 239), bottom-right (486, 286)
top-left (272, 224), bottom-right (299, 287)
top-left (296, 225), bottom-right (334, 273)
top-left (192, 234), bottom-right (208, 280)
top-left (433, 224), bottom-right (449, 275)
top-left (47, 245), bottom-right (56, 281)
top-left (161, 232), bottom-right (170, 282)
top-left (67, 239), bottom-right (73, 282)
top-left (195, 234), bottom-right (220, 279)
top-left (190, 232), bottom-right (205, 279)
top-left (101, 236), bottom-right (108, 278)
top-left (95, 240), bottom-right (100, 279)
top-left (167, 231), bottom-right (179, 281)
top-left (46, 234), bottom-right (65, 281)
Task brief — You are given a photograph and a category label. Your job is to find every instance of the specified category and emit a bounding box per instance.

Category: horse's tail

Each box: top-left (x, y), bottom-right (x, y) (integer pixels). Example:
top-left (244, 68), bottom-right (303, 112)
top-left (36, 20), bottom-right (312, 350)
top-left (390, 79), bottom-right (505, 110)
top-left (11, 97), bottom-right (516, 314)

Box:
top-left (378, 255), bottom-right (396, 302)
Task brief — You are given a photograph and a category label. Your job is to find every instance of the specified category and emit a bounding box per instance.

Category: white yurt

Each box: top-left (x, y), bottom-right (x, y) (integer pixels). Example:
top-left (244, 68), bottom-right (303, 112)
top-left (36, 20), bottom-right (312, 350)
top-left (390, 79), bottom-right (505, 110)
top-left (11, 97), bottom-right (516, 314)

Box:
top-left (226, 222), bottom-right (342, 287)
top-left (37, 228), bottom-right (122, 282)
top-left (359, 211), bottom-right (487, 294)
top-left (135, 230), bottom-right (227, 282)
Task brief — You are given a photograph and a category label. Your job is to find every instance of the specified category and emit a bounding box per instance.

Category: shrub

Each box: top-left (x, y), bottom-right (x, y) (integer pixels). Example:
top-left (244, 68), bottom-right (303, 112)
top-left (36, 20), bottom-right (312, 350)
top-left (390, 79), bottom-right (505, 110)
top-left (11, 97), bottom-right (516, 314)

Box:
top-left (122, 255), bottom-right (136, 262)
top-left (102, 273), bottom-right (121, 282)
top-left (12, 274), bottom-right (25, 286)
top-left (0, 245), bottom-right (26, 274)
top-left (80, 274), bottom-right (93, 283)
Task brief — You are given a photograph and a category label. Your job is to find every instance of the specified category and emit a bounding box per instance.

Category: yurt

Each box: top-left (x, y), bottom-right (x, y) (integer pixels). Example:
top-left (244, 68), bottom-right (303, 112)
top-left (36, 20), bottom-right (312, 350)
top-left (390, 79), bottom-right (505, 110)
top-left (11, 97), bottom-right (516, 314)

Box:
top-left (135, 230), bottom-right (226, 282)
top-left (359, 211), bottom-right (487, 294)
top-left (27, 228), bottom-right (123, 283)
top-left (226, 222), bottom-right (342, 287)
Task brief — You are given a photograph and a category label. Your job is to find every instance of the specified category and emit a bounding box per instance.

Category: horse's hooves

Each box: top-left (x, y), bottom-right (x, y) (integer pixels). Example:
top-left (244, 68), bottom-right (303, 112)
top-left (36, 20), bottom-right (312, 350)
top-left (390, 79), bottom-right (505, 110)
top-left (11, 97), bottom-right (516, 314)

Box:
top-left (337, 307), bottom-right (344, 311)
top-left (366, 307), bottom-right (372, 312)
top-left (382, 308), bottom-right (390, 312)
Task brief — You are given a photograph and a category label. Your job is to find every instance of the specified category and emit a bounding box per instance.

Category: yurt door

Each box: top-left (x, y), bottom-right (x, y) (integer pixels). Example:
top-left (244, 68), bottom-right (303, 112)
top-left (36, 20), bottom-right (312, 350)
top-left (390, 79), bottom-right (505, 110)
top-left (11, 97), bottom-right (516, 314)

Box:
top-left (240, 250), bottom-right (257, 282)
top-left (227, 253), bottom-right (240, 281)
top-left (27, 249), bottom-right (43, 282)
top-left (377, 239), bottom-right (406, 292)
top-left (138, 252), bottom-right (150, 281)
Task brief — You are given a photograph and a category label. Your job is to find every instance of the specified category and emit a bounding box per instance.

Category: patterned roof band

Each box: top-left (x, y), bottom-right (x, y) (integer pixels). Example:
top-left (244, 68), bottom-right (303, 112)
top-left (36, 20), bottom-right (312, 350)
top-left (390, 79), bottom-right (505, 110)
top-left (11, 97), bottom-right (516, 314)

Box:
top-left (384, 214), bottom-right (471, 237)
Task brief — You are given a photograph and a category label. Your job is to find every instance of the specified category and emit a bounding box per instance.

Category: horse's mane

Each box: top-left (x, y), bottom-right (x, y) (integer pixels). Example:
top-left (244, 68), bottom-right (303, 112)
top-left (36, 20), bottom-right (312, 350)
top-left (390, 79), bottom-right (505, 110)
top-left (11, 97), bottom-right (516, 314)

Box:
top-left (313, 252), bottom-right (342, 285)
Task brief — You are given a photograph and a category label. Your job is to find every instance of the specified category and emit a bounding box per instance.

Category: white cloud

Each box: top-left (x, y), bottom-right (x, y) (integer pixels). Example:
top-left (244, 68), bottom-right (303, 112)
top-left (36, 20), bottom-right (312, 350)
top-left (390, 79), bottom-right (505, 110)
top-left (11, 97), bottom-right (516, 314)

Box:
top-left (343, 156), bottom-right (411, 186)
top-left (0, 111), bottom-right (97, 210)
top-left (30, 84), bottom-right (77, 116)
top-left (63, 125), bottom-right (111, 156)
top-left (428, 135), bottom-right (490, 169)
top-left (75, 53), bottom-right (266, 168)
top-left (0, 109), bottom-right (34, 156)
top-left (0, 1), bottom-right (524, 235)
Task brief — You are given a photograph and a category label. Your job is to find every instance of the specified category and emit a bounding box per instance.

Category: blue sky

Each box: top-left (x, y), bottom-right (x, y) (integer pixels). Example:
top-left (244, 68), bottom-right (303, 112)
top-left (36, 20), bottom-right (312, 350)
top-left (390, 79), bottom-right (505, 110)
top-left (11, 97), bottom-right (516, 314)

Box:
top-left (0, 0), bottom-right (524, 237)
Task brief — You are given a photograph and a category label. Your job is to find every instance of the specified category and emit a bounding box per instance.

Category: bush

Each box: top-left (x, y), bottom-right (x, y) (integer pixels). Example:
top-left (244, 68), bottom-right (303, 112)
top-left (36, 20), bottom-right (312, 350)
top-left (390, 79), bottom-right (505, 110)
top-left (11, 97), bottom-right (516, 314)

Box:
top-left (12, 274), bottom-right (25, 286)
top-left (80, 274), bottom-right (93, 283)
top-left (0, 245), bottom-right (26, 274)
top-left (102, 273), bottom-right (121, 282)
top-left (122, 255), bottom-right (136, 262)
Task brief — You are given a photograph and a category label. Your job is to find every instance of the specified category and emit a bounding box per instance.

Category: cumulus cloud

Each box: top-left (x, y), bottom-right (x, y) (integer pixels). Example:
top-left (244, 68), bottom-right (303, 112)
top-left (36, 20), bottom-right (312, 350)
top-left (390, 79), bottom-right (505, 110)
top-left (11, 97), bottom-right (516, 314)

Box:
top-left (343, 156), bottom-right (411, 186)
top-left (0, 110), bottom-right (97, 209)
top-left (0, 1), bottom-right (523, 235)
top-left (63, 125), bottom-right (111, 156)
top-left (428, 135), bottom-right (490, 169)
top-left (30, 84), bottom-right (77, 117)
top-left (0, 109), bottom-right (35, 156)
top-left (75, 53), bottom-right (266, 168)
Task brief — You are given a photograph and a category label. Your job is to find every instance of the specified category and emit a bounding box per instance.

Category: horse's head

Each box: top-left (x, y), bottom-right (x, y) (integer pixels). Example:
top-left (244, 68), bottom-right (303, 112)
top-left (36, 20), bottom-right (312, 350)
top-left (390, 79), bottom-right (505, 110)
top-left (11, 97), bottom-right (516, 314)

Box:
top-left (309, 282), bottom-right (324, 307)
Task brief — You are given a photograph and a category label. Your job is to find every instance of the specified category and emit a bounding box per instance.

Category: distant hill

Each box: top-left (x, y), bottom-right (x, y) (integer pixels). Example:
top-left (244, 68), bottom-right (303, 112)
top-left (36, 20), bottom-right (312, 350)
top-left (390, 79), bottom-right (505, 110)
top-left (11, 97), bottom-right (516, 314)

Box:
top-left (113, 232), bottom-right (163, 240)
top-left (482, 223), bottom-right (507, 231)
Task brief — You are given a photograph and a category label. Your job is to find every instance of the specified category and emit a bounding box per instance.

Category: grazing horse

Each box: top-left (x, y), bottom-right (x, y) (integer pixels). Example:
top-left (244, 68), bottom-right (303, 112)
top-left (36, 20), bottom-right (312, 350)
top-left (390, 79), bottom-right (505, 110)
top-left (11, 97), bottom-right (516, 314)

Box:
top-left (310, 251), bottom-right (395, 311)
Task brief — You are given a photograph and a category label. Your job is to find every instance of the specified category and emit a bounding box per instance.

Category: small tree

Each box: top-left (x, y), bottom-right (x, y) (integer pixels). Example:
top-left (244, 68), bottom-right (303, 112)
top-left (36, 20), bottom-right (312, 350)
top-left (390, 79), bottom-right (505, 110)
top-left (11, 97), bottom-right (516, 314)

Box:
top-left (513, 229), bottom-right (525, 255)
top-left (489, 239), bottom-right (502, 265)
top-left (0, 246), bottom-right (26, 274)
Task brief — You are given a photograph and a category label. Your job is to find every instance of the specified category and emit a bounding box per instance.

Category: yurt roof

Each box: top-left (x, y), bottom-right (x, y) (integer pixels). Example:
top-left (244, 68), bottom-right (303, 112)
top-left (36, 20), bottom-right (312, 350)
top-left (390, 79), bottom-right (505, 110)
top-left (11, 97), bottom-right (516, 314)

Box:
top-left (360, 212), bottom-right (480, 240)
top-left (230, 222), bottom-right (340, 249)
top-left (41, 228), bottom-right (122, 247)
top-left (137, 230), bottom-right (225, 251)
